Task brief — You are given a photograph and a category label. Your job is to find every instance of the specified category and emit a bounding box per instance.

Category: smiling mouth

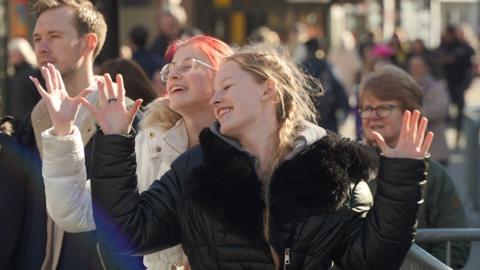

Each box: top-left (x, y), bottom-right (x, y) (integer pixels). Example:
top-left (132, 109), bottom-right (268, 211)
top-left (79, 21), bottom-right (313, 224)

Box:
top-left (217, 108), bottom-right (232, 119)
top-left (169, 86), bottom-right (186, 94)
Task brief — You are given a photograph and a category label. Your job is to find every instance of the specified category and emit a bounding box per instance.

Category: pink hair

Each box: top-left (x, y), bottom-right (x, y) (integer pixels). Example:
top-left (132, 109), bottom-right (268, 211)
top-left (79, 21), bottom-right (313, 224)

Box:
top-left (164, 35), bottom-right (232, 68)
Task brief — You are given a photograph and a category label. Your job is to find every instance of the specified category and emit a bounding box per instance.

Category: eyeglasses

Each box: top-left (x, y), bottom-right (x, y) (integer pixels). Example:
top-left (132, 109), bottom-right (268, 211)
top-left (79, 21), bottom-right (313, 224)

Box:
top-left (160, 57), bottom-right (215, 83)
top-left (359, 104), bottom-right (400, 118)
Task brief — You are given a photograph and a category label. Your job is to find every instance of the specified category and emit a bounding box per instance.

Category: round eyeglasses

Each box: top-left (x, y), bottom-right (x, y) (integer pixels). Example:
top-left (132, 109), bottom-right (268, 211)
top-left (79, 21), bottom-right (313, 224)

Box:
top-left (160, 57), bottom-right (216, 83)
top-left (358, 104), bottom-right (400, 119)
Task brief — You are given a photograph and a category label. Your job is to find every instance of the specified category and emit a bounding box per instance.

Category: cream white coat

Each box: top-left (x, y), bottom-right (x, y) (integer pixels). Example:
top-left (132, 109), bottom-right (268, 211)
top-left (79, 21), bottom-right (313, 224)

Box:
top-left (42, 101), bottom-right (188, 269)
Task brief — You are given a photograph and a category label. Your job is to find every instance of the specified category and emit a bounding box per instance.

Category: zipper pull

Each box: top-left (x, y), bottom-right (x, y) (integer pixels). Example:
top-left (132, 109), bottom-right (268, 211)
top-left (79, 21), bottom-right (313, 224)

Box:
top-left (283, 248), bottom-right (291, 270)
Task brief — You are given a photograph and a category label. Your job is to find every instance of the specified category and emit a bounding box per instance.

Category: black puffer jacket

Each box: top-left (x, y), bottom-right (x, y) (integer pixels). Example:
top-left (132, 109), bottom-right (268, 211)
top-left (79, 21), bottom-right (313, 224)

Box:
top-left (91, 128), bottom-right (427, 270)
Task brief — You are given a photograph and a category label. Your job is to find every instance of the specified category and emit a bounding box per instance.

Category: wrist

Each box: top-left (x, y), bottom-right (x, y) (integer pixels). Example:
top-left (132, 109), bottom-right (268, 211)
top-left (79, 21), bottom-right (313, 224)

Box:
top-left (53, 123), bottom-right (74, 137)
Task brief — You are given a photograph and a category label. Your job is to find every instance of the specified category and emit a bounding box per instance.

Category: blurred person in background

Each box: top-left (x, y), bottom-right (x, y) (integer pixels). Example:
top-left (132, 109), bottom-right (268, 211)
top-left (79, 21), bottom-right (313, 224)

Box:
top-left (151, 4), bottom-right (187, 61)
top-left (286, 22), bottom-right (309, 62)
top-left (407, 38), bottom-right (443, 79)
top-left (98, 58), bottom-right (158, 106)
top-left (408, 55), bottom-right (450, 166)
top-left (129, 25), bottom-right (163, 79)
top-left (359, 65), bottom-right (470, 269)
top-left (388, 32), bottom-right (409, 69)
top-left (328, 30), bottom-right (362, 97)
top-left (302, 38), bottom-right (350, 133)
top-left (6, 38), bottom-right (41, 130)
top-left (436, 25), bottom-right (475, 149)
top-left (248, 26), bottom-right (280, 46)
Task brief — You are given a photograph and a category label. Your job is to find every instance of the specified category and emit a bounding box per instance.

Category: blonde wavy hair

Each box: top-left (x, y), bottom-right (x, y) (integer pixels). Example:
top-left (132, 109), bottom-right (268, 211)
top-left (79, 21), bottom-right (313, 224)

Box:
top-left (224, 44), bottom-right (321, 165)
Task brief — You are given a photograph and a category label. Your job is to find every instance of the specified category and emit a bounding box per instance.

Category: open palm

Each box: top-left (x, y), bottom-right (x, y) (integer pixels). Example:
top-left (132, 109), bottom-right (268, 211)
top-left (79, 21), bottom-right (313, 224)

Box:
top-left (81, 73), bottom-right (142, 135)
top-left (30, 63), bottom-right (92, 136)
top-left (372, 110), bottom-right (434, 159)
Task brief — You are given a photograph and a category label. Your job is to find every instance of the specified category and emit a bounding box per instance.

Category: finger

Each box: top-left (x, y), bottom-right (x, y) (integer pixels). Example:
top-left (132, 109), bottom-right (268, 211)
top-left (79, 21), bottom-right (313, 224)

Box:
top-left (398, 110), bottom-right (411, 142)
top-left (56, 69), bottom-right (67, 95)
top-left (103, 73), bottom-right (116, 99)
top-left (80, 97), bottom-right (100, 117)
top-left (420, 131), bottom-right (434, 155)
top-left (410, 110), bottom-right (421, 142)
top-left (127, 99), bottom-right (143, 132)
top-left (97, 79), bottom-right (107, 107)
top-left (74, 88), bottom-right (94, 103)
top-left (371, 131), bottom-right (390, 154)
top-left (29, 76), bottom-right (49, 98)
top-left (415, 117), bottom-right (428, 147)
top-left (116, 74), bottom-right (125, 103)
top-left (41, 66), bottom-right (54, 93)
top-left (47, 63), bottom-right (59, 90)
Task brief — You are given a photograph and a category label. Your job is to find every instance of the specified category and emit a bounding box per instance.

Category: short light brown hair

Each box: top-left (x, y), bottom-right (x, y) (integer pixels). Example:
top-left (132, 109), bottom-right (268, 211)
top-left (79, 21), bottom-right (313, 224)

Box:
top-left (33, 0), bottom-right (107, 58)
top-left (359, 65), bottom-right (423, 111)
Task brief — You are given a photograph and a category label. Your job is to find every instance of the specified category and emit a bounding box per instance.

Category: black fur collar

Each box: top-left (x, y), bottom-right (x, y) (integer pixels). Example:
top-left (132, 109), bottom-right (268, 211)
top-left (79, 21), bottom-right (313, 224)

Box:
top-left (188, 129), bottom-right (377, 240)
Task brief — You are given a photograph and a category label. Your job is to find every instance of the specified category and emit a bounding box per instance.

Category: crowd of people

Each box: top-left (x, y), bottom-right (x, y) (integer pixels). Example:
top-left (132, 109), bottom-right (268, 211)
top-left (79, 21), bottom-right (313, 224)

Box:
top-left (0, 0), bottom-right (475, 269)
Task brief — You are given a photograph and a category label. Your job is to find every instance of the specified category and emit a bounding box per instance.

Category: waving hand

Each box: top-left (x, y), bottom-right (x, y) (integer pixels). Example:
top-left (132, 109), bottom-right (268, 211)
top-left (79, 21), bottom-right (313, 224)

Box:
top-left (30, 63), bottom-right (92, 136)
top-left (80, 73), bottom-right (142, 135)
top-left (372, 110), bottom-right (434, 159)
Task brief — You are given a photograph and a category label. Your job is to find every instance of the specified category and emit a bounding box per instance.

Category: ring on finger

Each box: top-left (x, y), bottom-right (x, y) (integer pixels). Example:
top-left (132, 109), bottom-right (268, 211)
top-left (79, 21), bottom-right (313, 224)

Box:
top-left (107, 97), bottom-right (118, 104)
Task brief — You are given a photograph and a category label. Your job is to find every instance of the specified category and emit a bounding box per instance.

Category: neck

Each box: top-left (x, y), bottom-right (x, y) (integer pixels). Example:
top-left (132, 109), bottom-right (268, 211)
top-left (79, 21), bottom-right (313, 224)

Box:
top-left (238, 116), bottom-right (279, 179)
top-left (182, 107), bottom-right (216, 149)
top-left (63, 58), bottom-right (95, 97)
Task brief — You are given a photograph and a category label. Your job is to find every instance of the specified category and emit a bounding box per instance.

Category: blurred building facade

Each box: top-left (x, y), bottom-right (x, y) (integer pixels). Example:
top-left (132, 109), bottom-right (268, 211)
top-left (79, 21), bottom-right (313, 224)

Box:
top-left (1, 0), bottom-right (480, 114)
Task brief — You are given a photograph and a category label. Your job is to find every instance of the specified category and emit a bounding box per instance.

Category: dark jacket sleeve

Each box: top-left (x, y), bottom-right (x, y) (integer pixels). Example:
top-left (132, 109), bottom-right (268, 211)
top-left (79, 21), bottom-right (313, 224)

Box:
top-left (0, 134), bottom-right (27, 269)
top-left (90, 131), bottom-right (190, 255)
top-left (334, 156), bottom-right (427, 270)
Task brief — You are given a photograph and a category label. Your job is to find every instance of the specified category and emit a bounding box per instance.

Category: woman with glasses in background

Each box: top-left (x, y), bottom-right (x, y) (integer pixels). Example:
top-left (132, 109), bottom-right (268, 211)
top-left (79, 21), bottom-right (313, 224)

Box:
top-left (358, 65), bottom-right (470, 269)
top-left (35, 35), bottom-right (232, 270)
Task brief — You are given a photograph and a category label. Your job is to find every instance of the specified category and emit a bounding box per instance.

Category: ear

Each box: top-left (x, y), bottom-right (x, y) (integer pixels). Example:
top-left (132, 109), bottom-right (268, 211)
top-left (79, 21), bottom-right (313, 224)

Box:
top-left (82, 33), bottom-right (98, 56)
top-left (262, 79), bottom-right (277, 102)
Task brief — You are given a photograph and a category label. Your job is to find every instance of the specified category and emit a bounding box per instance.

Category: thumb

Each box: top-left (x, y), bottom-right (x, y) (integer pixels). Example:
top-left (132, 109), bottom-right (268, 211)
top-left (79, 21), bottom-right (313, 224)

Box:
top-left (77, 88), bottom-right (94, 99)
top-left (80, 97), bottom-right (100, 117)
top-left (371, 131), bottom-right (390, 154)
top-left (127, 99), bottom-right (143, 123)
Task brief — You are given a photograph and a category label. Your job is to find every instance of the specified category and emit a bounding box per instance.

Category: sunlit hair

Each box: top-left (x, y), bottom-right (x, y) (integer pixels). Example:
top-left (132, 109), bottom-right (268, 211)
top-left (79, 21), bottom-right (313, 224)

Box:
top-left (142, 35), bottom-right (233, 131)
top-left (8, 38), bottom-right (37, 67)
top-left (359, 65), bottom-right (423, 111)
top-left (33, 0), bottom-right (107, 58)
top-left (224, 44), bottom-right (320, 166)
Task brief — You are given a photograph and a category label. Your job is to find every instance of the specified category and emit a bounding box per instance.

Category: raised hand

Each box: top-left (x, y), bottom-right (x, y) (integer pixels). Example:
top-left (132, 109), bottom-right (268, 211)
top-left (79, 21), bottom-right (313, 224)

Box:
top-left (372, 110), bottom-right (434, 159)
top-left (80, 73), bottom-right (142, 135)
top-left (30, 63), bottom-right (92, 136)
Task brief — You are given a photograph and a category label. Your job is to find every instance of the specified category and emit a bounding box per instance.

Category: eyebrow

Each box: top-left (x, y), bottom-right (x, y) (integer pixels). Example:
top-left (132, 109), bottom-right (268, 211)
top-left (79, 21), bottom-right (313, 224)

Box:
top-left (219, 76), bottom-right (235, 84)
top-left (33, 30), bottom-right (64, 37)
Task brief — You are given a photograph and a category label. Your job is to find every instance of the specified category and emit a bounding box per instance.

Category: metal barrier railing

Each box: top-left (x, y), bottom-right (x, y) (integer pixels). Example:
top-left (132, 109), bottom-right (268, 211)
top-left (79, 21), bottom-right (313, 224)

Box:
top-left (400, 244), bottom-right (452, 270)
top-left (463, 106), bottom-right (480, 210)
top-left (414, 228), bottom-right (480, 267)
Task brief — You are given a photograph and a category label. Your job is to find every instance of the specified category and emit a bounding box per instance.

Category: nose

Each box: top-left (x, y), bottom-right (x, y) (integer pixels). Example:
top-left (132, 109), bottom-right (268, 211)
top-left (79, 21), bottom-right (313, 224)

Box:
top-left (210, 90), bottom-right (223, 106)
top-left (168, 66), bottom-right (181, 81)
top-left (35, 38), bottom-right (49, 55)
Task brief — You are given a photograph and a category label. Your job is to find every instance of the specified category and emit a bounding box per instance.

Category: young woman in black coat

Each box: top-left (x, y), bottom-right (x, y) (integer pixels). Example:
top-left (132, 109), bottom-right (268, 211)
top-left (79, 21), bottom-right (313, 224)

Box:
top-left (53, 44), bottom-right (432, 269)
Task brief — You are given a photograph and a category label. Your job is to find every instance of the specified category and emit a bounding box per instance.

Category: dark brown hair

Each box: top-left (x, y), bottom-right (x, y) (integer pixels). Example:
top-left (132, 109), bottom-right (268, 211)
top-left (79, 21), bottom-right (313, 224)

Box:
top-left (98, 58), bottom-right (158, 105)
top-left (33, 0), bottom-right (107, 58)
